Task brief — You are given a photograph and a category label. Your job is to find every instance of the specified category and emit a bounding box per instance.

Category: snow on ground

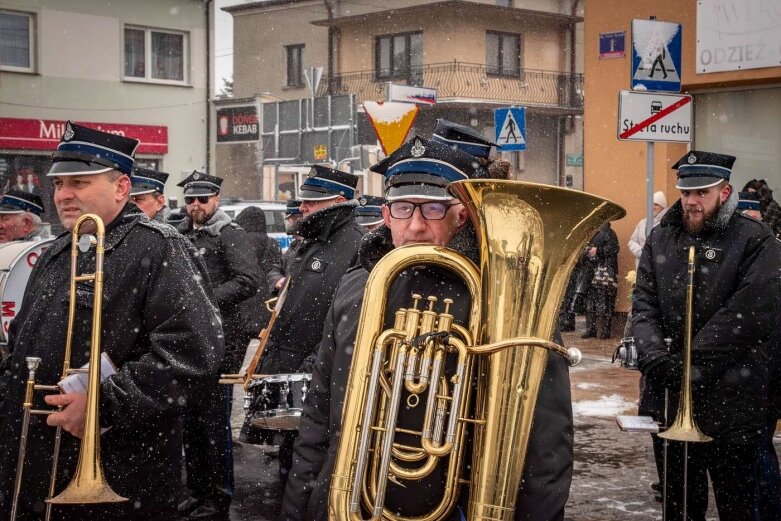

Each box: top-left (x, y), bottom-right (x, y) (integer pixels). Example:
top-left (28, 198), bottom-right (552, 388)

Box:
top-left (573, 393), bottom-right (635, 418)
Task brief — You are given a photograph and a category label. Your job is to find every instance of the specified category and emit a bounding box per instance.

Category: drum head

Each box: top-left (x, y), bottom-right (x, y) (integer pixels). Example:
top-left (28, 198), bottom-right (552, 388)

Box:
top-left (0, 239), bottom-right (54, 344)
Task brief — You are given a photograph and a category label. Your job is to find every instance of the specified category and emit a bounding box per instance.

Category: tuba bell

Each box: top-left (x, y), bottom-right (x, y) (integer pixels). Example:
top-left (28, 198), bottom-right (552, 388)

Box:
top-left (330, 180), bottom-right (625, 520)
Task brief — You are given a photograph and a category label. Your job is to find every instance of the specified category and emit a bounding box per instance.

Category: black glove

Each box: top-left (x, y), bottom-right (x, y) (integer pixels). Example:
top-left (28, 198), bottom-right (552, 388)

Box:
top-left (297, 354), bottom-right (317, 374)
top-left (646, 355), bottom-right (683, 390)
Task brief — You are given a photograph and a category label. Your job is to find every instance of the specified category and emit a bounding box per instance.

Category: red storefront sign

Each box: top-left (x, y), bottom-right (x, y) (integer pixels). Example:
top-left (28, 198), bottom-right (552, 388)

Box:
top-left (0, 118), bottom-right (168, 154)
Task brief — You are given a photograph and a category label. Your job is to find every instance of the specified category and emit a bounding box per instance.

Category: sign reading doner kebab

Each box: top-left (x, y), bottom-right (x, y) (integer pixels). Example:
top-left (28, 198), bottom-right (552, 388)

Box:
top-left (617, 90), bottom-right (692, 143)
top-left (216, 105), bottom-right (259, 143)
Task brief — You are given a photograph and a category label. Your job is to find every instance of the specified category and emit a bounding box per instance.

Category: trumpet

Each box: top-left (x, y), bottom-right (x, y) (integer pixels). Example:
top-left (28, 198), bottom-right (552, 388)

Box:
top-left (11, 214), bottom-right (126, 521)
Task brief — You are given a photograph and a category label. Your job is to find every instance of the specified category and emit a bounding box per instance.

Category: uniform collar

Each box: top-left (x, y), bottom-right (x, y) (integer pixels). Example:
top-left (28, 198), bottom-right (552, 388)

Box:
top-left (661, 191), bottom-right (738, 237)
top-left (288, 200), bottom-right (357, 242)
top-left (47, 203), bottom-right (141, 259)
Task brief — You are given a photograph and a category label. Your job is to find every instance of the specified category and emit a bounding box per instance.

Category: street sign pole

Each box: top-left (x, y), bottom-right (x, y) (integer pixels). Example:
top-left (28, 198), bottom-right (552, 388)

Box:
top-left (646, 142), bottom-right (654, 237)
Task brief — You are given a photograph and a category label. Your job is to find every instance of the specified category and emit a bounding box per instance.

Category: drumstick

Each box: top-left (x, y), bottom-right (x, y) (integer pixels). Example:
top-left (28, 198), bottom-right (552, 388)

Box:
top-left (241, 279), bottom-right (290, 391)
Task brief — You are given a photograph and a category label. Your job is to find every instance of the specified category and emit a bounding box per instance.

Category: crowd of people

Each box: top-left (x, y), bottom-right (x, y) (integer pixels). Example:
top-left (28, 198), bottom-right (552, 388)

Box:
top-left (0, 118), bottom-right (777, 521)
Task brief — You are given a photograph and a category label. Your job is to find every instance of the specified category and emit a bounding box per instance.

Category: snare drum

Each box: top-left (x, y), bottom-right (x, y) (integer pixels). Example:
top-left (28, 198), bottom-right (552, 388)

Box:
top-left (246, 373), bottom-right (312, 431)
top-left (0, 239), bottom-right (54, 347)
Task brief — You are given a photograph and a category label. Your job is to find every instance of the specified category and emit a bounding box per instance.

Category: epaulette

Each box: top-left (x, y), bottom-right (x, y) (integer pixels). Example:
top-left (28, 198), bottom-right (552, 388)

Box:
top-left (139, 218), bottom-right (180, 238)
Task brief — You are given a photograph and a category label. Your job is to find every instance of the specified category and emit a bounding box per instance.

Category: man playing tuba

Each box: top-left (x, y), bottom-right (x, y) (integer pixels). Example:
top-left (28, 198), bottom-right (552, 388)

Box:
top-left (280, 123), bottom-right (574, 520)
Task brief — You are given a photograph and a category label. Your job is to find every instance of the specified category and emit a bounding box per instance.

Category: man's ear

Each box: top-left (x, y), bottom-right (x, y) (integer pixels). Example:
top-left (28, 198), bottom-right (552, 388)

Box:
top-left (382, 204), bottom-right (392, 227)
top-left (720, 183), bottom-right (732, 203)
top-left (115, 175), bottom-right (131, 201)
top-left (457, 205), bottom-right (468, 228)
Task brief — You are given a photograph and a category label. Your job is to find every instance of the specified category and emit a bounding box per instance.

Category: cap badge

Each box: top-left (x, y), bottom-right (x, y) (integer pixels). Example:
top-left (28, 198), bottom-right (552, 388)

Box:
top-left (687, 154), bottom-right (697, 164)
top-left (359, 197), bottom-right (367, 205)
top-left (411, 139), bottom-right (426, 158)
top-left (62, 122), bottom-right (75, 142)
top-left (193, 173), bottom-right (201, 180)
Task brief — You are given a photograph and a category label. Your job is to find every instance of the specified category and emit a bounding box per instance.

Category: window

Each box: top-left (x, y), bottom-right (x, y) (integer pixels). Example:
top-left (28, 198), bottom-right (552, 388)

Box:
top-left (496, 0), bottom-right (513, 5)
top-left (0, 10), bottom-right (34, 72)
top-left (375, 32), bottom-right (422, 80)
top-left (486, 31), bottom-right (521, 76)
top-left (124, 26), bottom-right (187, 84)
top-left (286, 44), bottom-right (304, 87)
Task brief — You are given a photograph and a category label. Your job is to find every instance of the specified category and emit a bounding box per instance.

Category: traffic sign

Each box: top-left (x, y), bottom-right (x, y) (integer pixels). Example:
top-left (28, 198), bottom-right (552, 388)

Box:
top-left (618, 91), bottom-right (692, 143)
top-left (631, 19), bottom-right (682, 93)
top-left (494, 107), bottom-right (526, 151)
top-left (363, 101), bottom-right (419, 155)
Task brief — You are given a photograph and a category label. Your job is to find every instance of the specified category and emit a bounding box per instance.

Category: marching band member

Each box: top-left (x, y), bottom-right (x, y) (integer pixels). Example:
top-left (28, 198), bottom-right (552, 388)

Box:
top-left (0, 121), bottom-right (223, 520)
top-left (176, 171), bottom-right (258, 519)
top-left (0, 190), bottom-right (48, 243)
top-left (281, 133), bottom-right (574, 521)
top-left (633, 151), bottom-right (781, 520)
top-left (129, 167), bottom-right (171, 222)
top-left (257, 166), bottom-right (363, 489)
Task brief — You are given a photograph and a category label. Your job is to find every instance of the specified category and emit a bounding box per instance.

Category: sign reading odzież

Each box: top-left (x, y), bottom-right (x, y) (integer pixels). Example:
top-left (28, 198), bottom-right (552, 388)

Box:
top-left (216, 105), bottom-right (259, 143)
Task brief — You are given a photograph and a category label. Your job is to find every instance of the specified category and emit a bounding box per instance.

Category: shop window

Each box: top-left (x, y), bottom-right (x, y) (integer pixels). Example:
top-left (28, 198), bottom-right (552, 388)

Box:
top-left (0, 10), bottom-right (35, 73)
top-left (375, 32), bottom-right (423, 82)
top-left (285, 44), bottom-right (304, 88)
top-left (124, 26), bottom-right (188, 84)
top-left (496, 0), bottom-right (513, 5)
top-left (486, 31), bottom-right (521, 77)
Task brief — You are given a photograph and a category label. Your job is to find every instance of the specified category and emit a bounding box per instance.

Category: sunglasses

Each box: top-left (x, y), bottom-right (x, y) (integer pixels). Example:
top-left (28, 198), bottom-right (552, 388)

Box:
top-left (184, 195), bottom-right (213, 205)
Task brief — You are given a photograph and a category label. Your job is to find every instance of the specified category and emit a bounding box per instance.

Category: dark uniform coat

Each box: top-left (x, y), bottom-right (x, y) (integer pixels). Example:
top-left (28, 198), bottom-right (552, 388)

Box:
top-left (258, 202), bottom-right (363, 374)
top-left (178, 209), bottom-right (258, 374)
top-left (233, 207), bottom-right (283, 337)
top-left (0, 204), bottom-right (223, 519)
top-left (633, 196), bottom-right (781, 442)
top-left (280, 225), bottom-right (574, 521)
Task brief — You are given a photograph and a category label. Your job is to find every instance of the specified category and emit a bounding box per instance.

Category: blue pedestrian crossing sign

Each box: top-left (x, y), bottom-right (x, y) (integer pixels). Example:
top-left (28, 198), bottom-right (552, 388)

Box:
top-left (631, 19), bottom-right (682, 93)
top-left (494, 107), bottom-right (526, 151)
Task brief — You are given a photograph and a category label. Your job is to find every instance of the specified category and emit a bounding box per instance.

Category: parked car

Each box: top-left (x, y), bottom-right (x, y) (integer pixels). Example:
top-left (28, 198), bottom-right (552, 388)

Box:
top-left (219, 200), bottom-right (291, 251)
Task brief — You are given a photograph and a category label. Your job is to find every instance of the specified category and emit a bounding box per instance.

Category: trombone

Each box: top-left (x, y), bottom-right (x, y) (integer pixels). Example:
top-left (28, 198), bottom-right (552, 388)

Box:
top-left (11, 214), bottom-right (126, 521)
top-left (657, 245), bottom-right (712, 520)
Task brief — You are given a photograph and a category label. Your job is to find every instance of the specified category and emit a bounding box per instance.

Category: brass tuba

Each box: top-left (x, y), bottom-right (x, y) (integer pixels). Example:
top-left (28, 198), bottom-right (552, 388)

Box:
top-left (330, 180), bottom-right (625, 520)
top-left (11, 214), bottom-right (126, 521)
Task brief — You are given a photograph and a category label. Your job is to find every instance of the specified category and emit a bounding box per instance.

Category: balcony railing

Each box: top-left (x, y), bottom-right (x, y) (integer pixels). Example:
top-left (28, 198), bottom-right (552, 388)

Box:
top-left (317, 61), bottom-right (583, 110)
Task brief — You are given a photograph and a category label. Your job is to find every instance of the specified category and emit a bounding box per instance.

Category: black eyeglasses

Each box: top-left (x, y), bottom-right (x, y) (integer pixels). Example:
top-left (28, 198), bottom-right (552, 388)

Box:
top-left (184, 195), bottom-right (212, 205)
top-left (386, 201), bottom-right (459, 221)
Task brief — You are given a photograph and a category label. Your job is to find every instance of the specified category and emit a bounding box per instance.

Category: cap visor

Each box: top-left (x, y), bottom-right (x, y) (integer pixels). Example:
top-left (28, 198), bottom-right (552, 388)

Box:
top-left (356, 215), bottom-right (384, 226)
top-left (130, 188), bottom-right (157, 196)
top-left (385, 183), bottom-right (453, 201)
top-left (675, 175), bottom-right (725, 190)
top-left (47, 160), bottom-right (113, 177)
top-left (183, 187), bottom-right (218, 196)
top-left (298, 189), bottom-right (341, 201)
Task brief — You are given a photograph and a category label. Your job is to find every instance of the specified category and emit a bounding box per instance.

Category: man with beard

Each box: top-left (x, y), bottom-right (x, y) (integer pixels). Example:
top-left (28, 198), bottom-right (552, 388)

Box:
top-left (633, 150), bottom-right (781, 520)
top-left (0, 190), bottom-right (49, 242)
top-left (255, 165), bottom-right (362, 489)
top-left (176, 171), bottom-right (259, 519)
top-left (280, 134), bottom-right (574, 521)
top-left (129, 167), bottom-right (171, 222)
top-left (0, 122), bottom-right (223, 520)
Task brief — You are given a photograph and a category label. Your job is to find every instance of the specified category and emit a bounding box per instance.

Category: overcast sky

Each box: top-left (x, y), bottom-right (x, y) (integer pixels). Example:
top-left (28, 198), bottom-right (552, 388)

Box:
top-left (215, 0), bottom-right (244, 93)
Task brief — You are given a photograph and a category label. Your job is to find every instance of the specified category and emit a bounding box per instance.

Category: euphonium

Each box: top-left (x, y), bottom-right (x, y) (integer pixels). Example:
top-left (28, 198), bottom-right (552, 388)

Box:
top-left (11, 214), bottom-right (126, 521)
top-left (330, 180), bottom-right (624, 521)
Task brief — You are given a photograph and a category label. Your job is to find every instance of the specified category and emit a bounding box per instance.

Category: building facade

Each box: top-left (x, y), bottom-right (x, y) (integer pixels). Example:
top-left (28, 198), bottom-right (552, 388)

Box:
top-left (223, 0), bottom-right (585, 200)
top-left (583, 0), bottom-right (781, 311)
top-left (0, 0), bottom-right (209, 225)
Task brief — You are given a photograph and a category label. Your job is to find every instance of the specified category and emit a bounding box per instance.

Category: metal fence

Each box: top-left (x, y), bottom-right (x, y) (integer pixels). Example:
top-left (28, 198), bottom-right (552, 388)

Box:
top-left (318, 61), bottom-right (583, 110)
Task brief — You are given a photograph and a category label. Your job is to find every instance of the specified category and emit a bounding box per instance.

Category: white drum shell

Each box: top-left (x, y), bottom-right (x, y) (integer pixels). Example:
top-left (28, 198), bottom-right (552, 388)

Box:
top-left (0, 239), bottom-right (54, 345)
